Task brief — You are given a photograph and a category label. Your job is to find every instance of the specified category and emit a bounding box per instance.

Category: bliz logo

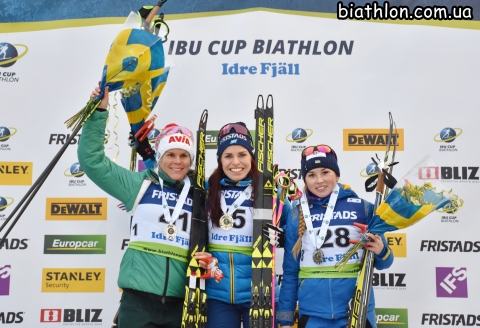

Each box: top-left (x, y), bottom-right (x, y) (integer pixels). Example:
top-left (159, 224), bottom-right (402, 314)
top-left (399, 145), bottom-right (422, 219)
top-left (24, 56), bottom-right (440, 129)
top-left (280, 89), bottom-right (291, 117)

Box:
top-left (40, 309), bottom-right (102, 323)
top-left (436, 267), bottom-right (468, 298)
top-left (372, 273), bottom-right (406, 288)
top-left (0, 264), bottom-right (11, 295)
top-left (419, 166), bottom-right (479, 181)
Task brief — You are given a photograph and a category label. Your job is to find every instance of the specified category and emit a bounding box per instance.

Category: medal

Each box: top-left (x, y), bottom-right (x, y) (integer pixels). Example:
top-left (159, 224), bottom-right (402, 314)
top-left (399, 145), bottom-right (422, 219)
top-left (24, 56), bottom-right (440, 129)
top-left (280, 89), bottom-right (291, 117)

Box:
top-left (312, 248), bottom-right (324, 264)
top-left (219, 214), bottom-right (234, 230)
top-left (163, 224), bottom-right (177, 241)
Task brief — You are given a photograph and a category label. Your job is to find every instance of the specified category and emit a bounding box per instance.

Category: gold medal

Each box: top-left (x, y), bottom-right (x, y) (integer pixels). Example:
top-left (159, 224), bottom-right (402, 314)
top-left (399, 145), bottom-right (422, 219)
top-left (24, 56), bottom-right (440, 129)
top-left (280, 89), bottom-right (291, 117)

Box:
top-left (313, 248), bottom-right (324, 264)
top-left (163, 224), bottom-right (177, 241)
top-left (219, 214), bottom-right (234, 230)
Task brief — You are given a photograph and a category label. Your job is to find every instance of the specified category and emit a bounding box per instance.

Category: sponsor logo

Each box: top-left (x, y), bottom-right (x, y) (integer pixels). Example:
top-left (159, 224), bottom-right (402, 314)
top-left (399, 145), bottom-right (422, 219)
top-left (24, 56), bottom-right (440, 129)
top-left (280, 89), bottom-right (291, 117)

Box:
top-left (436, 267), bottom-right (468, 298)
top-left (206, 130), bottom-right (255, 149)
top-left (46, 198), bottom-right (107, 220)
top-left (286, 128), bottom-right (313, 152)
top-left (278, 168), bottom-right (302, 180)
top-left (147, 128), bottom-right (160, 143)
top-left (343, 128), bottom-right (404, 151)
top-left (219, 133), bottom-right (247, 145)
top-left (359, 162), bottom-right (378, 177)
top-left (64, 162), bottom-right (86, 186)
top-left (0, 264), bottom-right (11, 296)
top-left (386, 233), bottom-right (406, 258)
top-left (0, 312), bottom-right (23, 324)
top-left (421, 313), bottom-right (480, 325)
top-left (0, 196), bottom-right (14, 221)
top-left (372, 273), bottom-right (406, 290)
top-left (0, 162), bottom-right (33, 185)
top-left (41, 268), bottom-right (105, 292)
top-left (418, 166), bottom-right (479, 183)
top-left (48, 134), bottom-right (81, 145)
top-left (0, 239), bottom-right (28, 250)
top-left (440, 214), bottom-right (459, 223)
top-left (420, 240), bottom-right (480, 252)
top-left (376, 308), bottom-right (408, 327)
top-left (0, 42), bottom-right (28, 68)
top-left (121, 239), bottom-right (129, 250)
top-left (0, 126), bottom-right (17, 151)
top-left (434, 127), bottom-right (462, 152)
top-left (40, 308), bottom-right (102, 323)
top-left (43, 235), bottom-right (106, 254)
top-left (168, 135), bottom-right (190, 145)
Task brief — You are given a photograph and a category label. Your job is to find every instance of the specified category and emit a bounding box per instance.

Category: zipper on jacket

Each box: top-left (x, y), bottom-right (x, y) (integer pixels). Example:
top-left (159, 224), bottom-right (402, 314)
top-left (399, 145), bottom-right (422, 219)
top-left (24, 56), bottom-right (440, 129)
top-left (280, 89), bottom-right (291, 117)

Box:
top-left (298, 278), bottom-right (306, 289)
top-left (329, 278), bottom-right (334, 319)
top-left (162, 257), bottom-right (170, 304)
top-left (229, 253), bottom-right (235, 304)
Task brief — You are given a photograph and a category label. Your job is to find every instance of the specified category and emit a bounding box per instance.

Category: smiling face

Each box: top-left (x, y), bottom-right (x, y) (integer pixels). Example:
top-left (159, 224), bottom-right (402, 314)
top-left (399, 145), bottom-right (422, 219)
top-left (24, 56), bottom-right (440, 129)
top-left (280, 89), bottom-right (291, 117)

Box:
top-left (304, 167), bottom-right (339, 198)
top-left (220, 145), bottom-right (252, 182)
top-left (158, 149), bottom-right (191, 181)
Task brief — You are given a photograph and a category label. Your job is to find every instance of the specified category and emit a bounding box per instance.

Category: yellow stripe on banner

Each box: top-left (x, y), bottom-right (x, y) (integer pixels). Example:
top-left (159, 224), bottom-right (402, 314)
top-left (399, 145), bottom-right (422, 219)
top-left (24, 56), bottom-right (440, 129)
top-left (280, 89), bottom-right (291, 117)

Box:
top-left (376, 202), bottom-right (437, 229)
top-left (126, 108), bottom-right (149, 125)
top-left (3, 8), bottom-right (480, 33)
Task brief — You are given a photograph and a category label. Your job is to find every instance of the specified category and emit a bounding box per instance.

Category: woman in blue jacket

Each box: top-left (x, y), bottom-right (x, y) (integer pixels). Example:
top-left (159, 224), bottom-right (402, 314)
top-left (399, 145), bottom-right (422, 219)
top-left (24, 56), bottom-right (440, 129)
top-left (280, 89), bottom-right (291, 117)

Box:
top-left (276, 145), bottom-right (394, 328)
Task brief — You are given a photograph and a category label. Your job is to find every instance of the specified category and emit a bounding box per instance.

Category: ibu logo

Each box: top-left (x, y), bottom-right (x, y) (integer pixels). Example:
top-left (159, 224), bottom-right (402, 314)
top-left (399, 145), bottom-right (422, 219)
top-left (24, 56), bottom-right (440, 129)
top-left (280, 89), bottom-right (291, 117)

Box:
top-left (436, 267), bottom-right (468, 298)
top-left (0, 264), bottom-right (11, 295)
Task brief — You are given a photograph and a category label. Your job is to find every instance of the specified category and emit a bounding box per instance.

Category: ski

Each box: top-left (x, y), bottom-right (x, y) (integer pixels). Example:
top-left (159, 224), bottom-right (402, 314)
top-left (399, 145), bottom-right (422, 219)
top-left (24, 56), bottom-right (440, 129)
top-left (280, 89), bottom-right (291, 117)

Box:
top-left (182, 109), bottom-right (208, 328)
top-left (250, 95), bottom-right (274, 328)
top-left (346, 113), bottom-right (397, 328)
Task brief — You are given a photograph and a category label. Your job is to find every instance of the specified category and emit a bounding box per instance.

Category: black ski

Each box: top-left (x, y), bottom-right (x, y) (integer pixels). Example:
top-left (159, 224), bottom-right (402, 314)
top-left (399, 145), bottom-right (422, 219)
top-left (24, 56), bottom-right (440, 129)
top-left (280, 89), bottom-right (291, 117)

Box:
top-left (250, 95), bottom-right (274, 328)
top-left (182, 109), bottom-right (208, 328)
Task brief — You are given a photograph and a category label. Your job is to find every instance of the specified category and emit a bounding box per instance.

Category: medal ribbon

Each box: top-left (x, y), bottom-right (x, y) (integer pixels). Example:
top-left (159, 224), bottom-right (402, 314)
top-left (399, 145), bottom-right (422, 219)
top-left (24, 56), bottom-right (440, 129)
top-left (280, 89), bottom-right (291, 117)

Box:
top-left (220, 185), bottom-right (253, 215)
top-left (159, 176), bottom-right (191, 225)
top-left (301, 184), bottom-right (340, 250)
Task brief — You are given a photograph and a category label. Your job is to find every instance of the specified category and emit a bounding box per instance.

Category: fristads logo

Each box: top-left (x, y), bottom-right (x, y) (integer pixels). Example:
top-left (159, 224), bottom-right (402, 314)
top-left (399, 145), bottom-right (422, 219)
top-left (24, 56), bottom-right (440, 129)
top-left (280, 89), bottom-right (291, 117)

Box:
top-left (385, 233), bottom-right (406, 258)
top-left (0, 196), bottom-right (14, 221)
top-left (48, 133), bottom-right (81, 145)
top-left (64, 162), bottom-right (86, 187)
top-left (0, 126), bottom-right (17, 151)
top-left (372, 273), bottom-right (406, 290)
top-left (46, 198), bottom-right (107, 220)
top-left (376, 308), bottom-right (408, 327)
top-left (0, 162), bottom-right (33, 186)
top-left (420, 240), bottom-right (480, 252)
top-left (286, 128), bottom-right (313, 152)
top-left (40, 308), bottom-right (103, 323)
top-left (205, 130), bottom-right (256, 149)
top-left (434, 127), bottom-right (462, 152)
top-left (43, 235), bottom-right (106, 254)
top-left (436, 267), bottom-right (468, 298)
top-left (0, 312), bottom-right (23, 324)
top-left (278, 168), bottom-right (302, 180)
top-left (0, 43), bottom-right (28, 68)
top-left (421, 313), bottom-right (480, 326)
top-left (0, 238), bottom-right (28, 250)
top-left (0, 264), bottom-right (11, 296)
top-left (41, 268), bottom-right (105, 292)
top-left (343, 129), bottom-right (405, 151)
top-left (418, 166), bottom-right (479, 183)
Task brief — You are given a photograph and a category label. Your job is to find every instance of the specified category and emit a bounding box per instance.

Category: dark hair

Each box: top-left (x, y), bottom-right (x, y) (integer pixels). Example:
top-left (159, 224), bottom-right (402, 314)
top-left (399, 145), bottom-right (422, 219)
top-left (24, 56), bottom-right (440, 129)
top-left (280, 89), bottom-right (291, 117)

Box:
top-left (207, 156), bottom-right (259, 228)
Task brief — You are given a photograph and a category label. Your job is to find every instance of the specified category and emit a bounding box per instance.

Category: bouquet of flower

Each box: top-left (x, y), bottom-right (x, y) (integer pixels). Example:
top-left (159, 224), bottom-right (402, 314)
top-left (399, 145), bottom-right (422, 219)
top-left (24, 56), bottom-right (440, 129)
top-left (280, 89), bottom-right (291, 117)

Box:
top-left (335, 157), bottom-right (463, 270)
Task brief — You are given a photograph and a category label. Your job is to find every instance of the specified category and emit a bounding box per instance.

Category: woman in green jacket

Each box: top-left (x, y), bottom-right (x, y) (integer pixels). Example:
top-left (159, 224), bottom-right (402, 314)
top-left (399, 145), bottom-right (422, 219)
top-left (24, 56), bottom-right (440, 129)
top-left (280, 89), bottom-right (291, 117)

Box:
top-left (78, 85), bottom-right (195, 328)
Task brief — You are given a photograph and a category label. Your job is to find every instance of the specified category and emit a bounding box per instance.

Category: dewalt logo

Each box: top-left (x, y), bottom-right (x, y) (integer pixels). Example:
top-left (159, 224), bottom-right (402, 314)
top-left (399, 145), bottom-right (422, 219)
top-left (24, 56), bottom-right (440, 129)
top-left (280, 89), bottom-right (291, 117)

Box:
top-left (386, 233), bottom-right (407, 258)
top-left (0, 162), bottom-right (32, 185)
top-left (343, 129), bottom-right (404, 151)
top-left (46, 198), bottom-right (107, 220)
top-left (42, 268), bottom-right (105, 292)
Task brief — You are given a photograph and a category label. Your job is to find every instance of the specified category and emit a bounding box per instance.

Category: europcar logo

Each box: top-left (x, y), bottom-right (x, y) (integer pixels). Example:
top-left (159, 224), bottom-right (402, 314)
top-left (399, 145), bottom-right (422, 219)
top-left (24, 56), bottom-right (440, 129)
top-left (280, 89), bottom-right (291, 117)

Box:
top-left (46, 198), bottom-right (107, 220)
top-left (44, 235), bottom-right (106, 254)
top-left (42, 268), bottom-right (105, 292)
top-left (40, 308), bottom-right (103, 323)
top-left (436, 267), bottom-right (468, 298)
top-left (64, 162), bottom-right (86, 186)
top-left (434, 127), bottom-right (462, 152)
top-left (0, 264), bottom-right (11, 296)
top-left (286, 128), bottom-right (313, 152)
top-left (0, 162), bottom-right (33, 185)
top-left (0, 126), bottom-right (17, 151)
top-left (343, 129), bottom-right (404, 151)
top-left (385, 233), bottom-right (406, 258)
top-left (0, 43), bottom-right (28, 68)
top-left (376, 308), bottom-right (408, 327)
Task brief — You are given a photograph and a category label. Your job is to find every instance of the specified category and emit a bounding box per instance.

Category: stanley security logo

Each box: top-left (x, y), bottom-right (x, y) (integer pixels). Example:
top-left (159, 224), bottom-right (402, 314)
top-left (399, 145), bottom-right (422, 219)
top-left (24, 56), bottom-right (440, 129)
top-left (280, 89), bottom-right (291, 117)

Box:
top-left (42, 268), bottom-right (105, 292)
top-left (386, 233), bottom-right (406, 258)
top-left (0, 162), bottom-right (32, 185)
top-left (46, 198), bottom-right (107, 220)
top-left (44, 235), bottom-right (106, 254)
top-left (343, 128), bottom-right (404, 151)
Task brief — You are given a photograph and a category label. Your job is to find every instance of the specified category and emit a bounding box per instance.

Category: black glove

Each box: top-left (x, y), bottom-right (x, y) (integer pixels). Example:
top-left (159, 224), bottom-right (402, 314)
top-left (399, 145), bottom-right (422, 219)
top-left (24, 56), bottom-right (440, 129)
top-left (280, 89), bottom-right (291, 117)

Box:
top-left (128, 131), bottom-right (155, 161)
top-left (262, 223), bottom-right (285, 248)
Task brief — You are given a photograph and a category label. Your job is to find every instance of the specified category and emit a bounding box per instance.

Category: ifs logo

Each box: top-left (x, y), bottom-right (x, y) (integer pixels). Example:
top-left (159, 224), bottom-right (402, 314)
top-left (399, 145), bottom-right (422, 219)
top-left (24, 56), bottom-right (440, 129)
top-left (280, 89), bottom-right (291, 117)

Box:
top-left (434, 127), bottom-right (462, 152)
top-left (436, 267), bottom-right (468, 298)
top-left (0, 264), bottom-right (11, 296)
top-left (64, 162), bottom-right (86, 187)
top-left (0, 126), bottom-right (17, 151)
top-left (376, 308), bottom-right (408, 327)
top-left (286, 128), bottom-right (313, 152)
top-left (40, 308), bottom-right (102, 323)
